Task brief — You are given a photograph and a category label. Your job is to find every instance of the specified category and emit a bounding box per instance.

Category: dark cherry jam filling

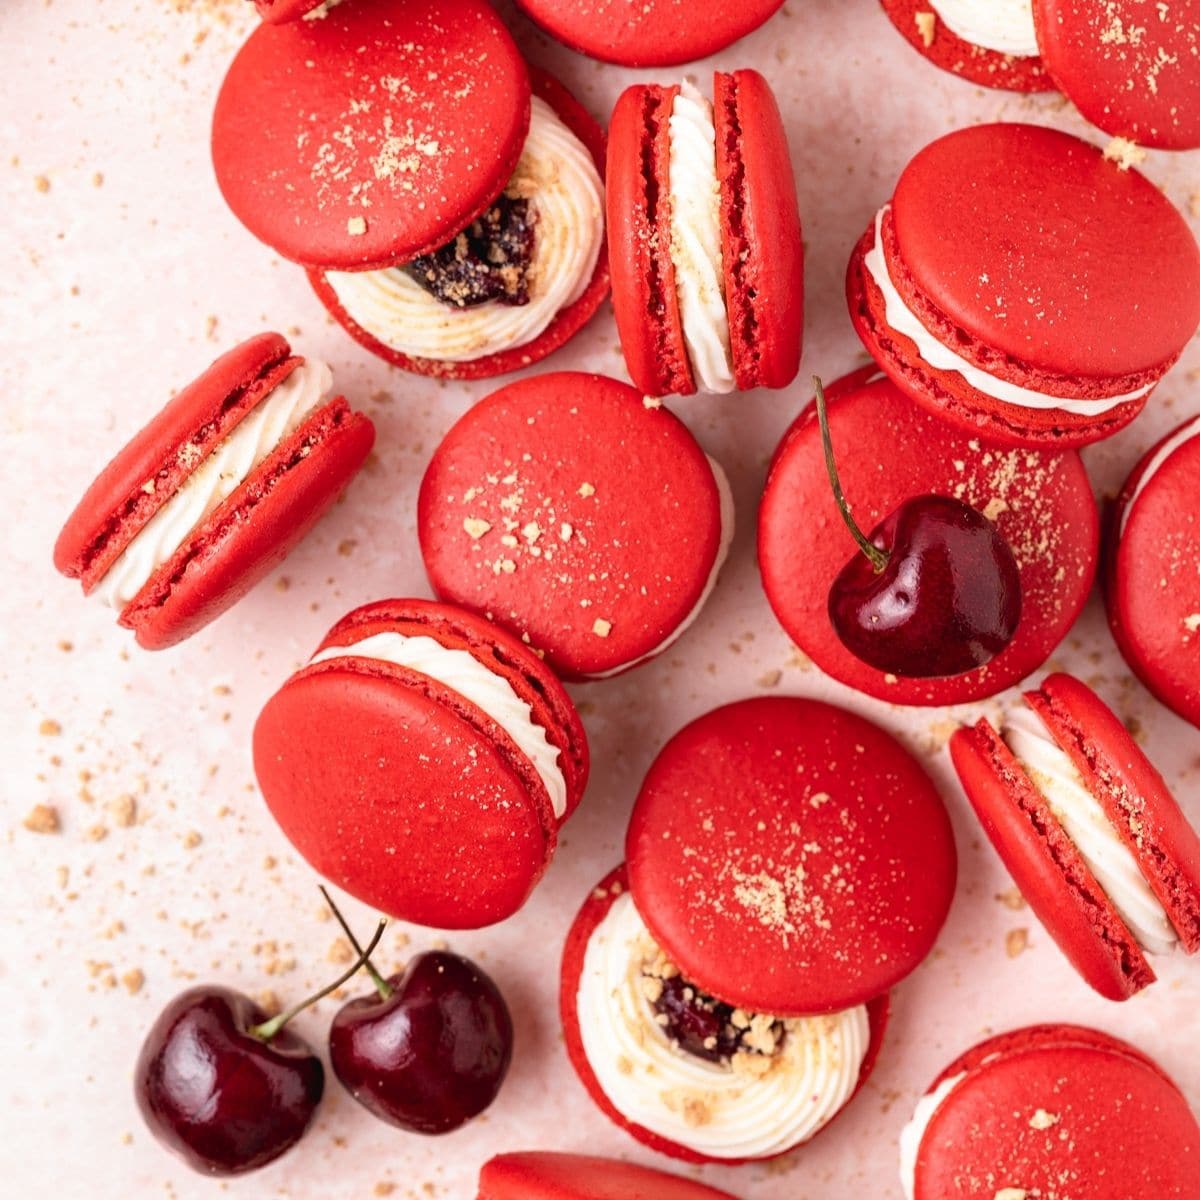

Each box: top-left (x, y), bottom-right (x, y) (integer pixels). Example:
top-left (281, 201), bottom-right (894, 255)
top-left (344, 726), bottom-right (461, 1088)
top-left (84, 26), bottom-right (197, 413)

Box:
top-left (401, 195), bottom-right (536, 309)
top-left (649, 974), bottom-right (783, 1066)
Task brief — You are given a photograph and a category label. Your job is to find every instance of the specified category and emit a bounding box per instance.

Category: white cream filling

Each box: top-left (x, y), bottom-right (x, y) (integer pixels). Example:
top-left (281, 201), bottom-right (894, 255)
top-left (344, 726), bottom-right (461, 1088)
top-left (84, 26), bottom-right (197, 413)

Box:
top-left (93, 358), bottom-right (332, 609)
top-left (575, 892), bottom-right (870, 1160)
top-left (324, 98), bottom-right (604, 364)
top-left (928, 0), bottom-right (1039, 57)
top-left (899, 1072), bottom-right (966, 1200)
top-left (864, 207), bottom-right (1154, 416)
top-left (1004, 705), bottom-right (1178, 956)
top-left (1120, 414), bottom-right (1200, 536)
top-left (587, 456), bottom-right (735, 679)
top-left (666, 82), bottom-right (736, 396)
top-left (310, 631), bottom-right (568, 820)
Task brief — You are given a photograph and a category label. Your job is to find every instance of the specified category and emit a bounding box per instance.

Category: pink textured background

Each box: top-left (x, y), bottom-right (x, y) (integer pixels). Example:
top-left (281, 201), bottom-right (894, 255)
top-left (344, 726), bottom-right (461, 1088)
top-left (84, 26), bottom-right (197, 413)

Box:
top-left (4, 1), bottom-right (1199, 1197)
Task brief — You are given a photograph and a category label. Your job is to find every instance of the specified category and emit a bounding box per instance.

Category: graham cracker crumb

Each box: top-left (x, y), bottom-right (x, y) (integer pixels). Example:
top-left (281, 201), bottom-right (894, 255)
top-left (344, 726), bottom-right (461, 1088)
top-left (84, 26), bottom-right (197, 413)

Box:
top-left (994, 1191), bottom-right (1028, 1200)
top-left (1103, 136), bottom-right (1147, 170)
top-left (915, 11), bottom-right (936, 47)
top-left (23, 804), bottom-right (60, 834)
top-left (39, 719), bottom-right (62, 737)
top-left (183, 830), bottom-right (203, 849)
top-left (757, 669), bottom-right (783, 688)
top-left (121, 969), bottom-right (145, 995)
top-left (592, 618), bottom-right (612, 637)
top-left (110, 794), bottom-right (137, 827)
top-left (34, 174), bottom-right (50, 193)
top-left (328, 937), bottom-right (354, 965)
top-left (995, 888), bottom-right (1026, 911)
top-left (463, 517), bottom-right (492, 539)
top-left (1006, 928), bottom-right (1029, 958)
top-left (1029, 1108), bottom-right (1059, 1130)
top-left (578, 482), bottom-right (596, 498)
top-left (347, 216), bottom-right (367, 236)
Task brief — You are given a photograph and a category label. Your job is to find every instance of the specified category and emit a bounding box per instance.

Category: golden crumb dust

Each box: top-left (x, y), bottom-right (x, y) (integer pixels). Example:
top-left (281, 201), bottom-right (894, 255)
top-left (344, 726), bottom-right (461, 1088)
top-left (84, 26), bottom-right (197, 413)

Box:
top-left (915, 12), bottom-right (936, 47)
top-left (23, 804), bottom-right (60, 834)
top-left (1102, 136), bottom-right (1147, 170)
top-left (1006, 928), bottom-right (1029, 958)
top-left (121, 969), bottom-right (145, 995)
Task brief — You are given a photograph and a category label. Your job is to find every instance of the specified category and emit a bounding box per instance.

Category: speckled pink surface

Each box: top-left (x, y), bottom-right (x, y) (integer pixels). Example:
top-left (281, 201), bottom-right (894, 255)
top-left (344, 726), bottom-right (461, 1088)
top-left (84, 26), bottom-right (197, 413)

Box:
top-left (4, 2), bottom-right (1199, 1197)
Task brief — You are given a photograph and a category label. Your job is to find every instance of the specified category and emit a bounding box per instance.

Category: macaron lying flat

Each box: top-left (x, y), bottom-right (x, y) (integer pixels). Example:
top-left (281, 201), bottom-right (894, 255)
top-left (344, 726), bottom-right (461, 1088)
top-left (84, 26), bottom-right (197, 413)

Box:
top-left (950, 673), bottom-right (1200, 1000)
top-left (848, 122), bottom-right (1200, 447)
top-left (253, 599), bottom-right (589, 930)
top-left (418, 372), bottom-right (733, 680)
top-left (1105, 411), bottom-right (1200, 730)
top-left (900, 1024), bottom-right (1200, 1199)
top-left (54, 334), bottom-right (374, 650)
top-left (759, 368), bottom-right (1099, 706)
top-left (478, 1152), bottom-right (741, 1199)
top-left (608, 70), bottom-right (803, 397)
top-left (513, 0), bottom-right (785, 67)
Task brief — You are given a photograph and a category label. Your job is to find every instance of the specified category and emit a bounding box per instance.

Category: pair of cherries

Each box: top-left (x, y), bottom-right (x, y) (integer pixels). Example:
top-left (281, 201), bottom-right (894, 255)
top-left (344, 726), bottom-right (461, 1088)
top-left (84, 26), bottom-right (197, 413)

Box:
top-left (134, 888), bottom-right (513, 1175)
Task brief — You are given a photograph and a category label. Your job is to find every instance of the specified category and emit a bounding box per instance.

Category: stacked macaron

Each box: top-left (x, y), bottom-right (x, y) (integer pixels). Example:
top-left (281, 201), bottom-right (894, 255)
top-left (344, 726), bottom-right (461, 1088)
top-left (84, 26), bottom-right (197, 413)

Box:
top-left (478, 1152), bottom-right (742, 1200)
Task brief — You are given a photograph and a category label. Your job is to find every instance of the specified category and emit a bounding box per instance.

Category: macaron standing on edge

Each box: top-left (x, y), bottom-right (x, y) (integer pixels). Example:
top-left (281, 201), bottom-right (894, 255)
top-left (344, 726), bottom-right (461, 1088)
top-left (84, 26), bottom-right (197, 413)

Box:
top-left (253, 599), bottom-right (589, 931)
top-left (478, 1152), bottom-right (742, 1199)
top-left (607, 69), bottom-right (803, 398)
top-left (419, 372), bottom-right (734, 681)
top-left (950, 673), bottom-right (1200, 1001)
top-left (848, 122), bottom-right (1200, 447)
top-left (54, 333), bottom-right (374, 650)
top-left (562, 697), bottom-right (957, 1164)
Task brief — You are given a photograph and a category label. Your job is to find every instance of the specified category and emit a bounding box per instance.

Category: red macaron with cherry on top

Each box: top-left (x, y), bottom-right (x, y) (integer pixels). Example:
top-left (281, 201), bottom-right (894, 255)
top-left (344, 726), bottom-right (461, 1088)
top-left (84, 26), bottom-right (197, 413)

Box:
top-left (899, 1024), bottom-right (1200, 1199)
top-left (478, 1152), bottom-right (742, 1200)
top-left (513, 0), bottom-right (784, 67)
top-left (607, 70), bottom-right (803, 398)
top-left (561, 697), bottom-right (956, 1165)
top-left (253, 599), bottom-right (588, 930)
top-left (54, 333), bottom-right (373, 651)
top-left (213, 2), bottom-right (608, 379)
top-left (848, 123), bottom-right (1200, 447)
top-left (759, 368), bottom-right (1098, 706)
top-left (950, 673), bottom-right (1200, 1001)
top-left (1105, 411), bottom-right (1200, 730)
top-left (418, 372), bottom-right (733, 681)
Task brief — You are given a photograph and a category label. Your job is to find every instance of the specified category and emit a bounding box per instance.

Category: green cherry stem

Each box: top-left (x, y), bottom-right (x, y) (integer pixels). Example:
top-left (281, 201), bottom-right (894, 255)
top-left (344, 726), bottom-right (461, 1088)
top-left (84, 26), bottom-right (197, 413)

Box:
top-left (814, 375), bottom-right (889, 575)
top-left (319, 884), bottom-right (393, 1001)
top-left (250, 916), bottom-right (388, 1043)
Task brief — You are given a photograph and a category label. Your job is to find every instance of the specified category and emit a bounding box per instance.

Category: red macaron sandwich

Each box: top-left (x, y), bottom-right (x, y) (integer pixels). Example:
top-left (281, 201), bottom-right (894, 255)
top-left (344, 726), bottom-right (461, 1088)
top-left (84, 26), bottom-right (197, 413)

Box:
top-left (899, 1024), bottom-right (1200, 1199)
top-left (607, 70), bottom-right (803, 398)
top-left (213, 0), bottom-right (608, 379)
top-left (561, 697), bottom-right (957, 1164)
top-left (253, 599), bottom-right (589, 929)
top-left (950, 673), bottom-right (1200, 1001)
top-left (54, 333), bottom-right (373, 650)
top-left (848, 122), bottom-right (1200, 447)
top-left (478, 1152), bottom-right (741, 1200)
top-left (1105, 411), bottom-right (1200, 730)
top-left (418, 372), bottom-right (733, 681)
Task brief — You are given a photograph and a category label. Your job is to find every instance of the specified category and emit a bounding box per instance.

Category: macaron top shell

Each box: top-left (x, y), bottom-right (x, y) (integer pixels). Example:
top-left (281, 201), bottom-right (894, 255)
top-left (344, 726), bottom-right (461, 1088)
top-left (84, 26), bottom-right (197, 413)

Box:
top-left (891, 123), bottom-right (1200, 380)
top-left (512, 0), bottom-right (784, 67)
top-left (418, 373), bottom-right (726, 679)
top-left (253, 0), bottom-right (322, 23)
top-left (212, 0), bottom-right (530, 270)
top-left (1034, 0), bottom-right (1200, 150)
top-left (626, 697), bottom-right (957, 1015)
top-left (478, 1152), bottom-right (741, 1199)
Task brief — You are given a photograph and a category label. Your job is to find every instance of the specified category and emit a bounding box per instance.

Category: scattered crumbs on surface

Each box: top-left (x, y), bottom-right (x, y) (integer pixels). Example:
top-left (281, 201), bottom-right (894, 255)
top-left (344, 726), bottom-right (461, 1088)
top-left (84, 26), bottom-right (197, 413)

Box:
top-left (1028, 1108), bottom-right (1059, 1130)
top-left (995, 888), bottom-right (1026, 911)
top-left (578, 482), bottom-right (596, 498)
top-left (204, 315), bottom-right (219, 341)
top-left (1190, 193), bottom-right (1200, 219)
top-left (34, 174), bottom-right (50, 193)
top-left (109, 794), bottom-right (137, 827)
top-left (328, 937), bottom-right (354, 965)
top-left (121, 969), bottom-right (145, 995)
top-left (257, 990), bottom-right (282, 1018)
top-left (757, 669), bottom-right (783, 688)
top-left (85, 823), bottom-right (109, 843)
top-left (1006, 928), bottom-right (1029, 958)
top-left (1102, 136), bottom-right (1147, 170)
top-left (642, 395), bottom-right (662, 409)
top-left (994, 1190), bottom-right (1029, 1200)
top-left (23, 804), bottom-right (60, 834)
top-left (592, 618), bottom-right (612, 638)
top-left (182, 830), bottom-right (203, 849)
top-left (915, 11), bottom-right (936, 47)
top-left (373, 1185), bottom-right (396, 1198)
top-left (463, 517), bottom-right (491, 539)
top-left (39, 718), bottom-right (62, 737)
top-left (337, 538), bottom-right (357, 557)
top-left (347, 216), bottom-right (367, 236)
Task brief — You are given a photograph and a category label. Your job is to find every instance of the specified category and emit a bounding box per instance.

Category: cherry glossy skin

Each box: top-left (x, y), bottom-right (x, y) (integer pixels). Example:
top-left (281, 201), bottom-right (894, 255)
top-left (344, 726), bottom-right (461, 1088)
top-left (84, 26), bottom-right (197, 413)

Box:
top-left (829, 494), bottom-right (1022, 678)
top-left (134, 986), bottom-right (324, 1175)
top-left (329, 951), bottom-right (513, 1135)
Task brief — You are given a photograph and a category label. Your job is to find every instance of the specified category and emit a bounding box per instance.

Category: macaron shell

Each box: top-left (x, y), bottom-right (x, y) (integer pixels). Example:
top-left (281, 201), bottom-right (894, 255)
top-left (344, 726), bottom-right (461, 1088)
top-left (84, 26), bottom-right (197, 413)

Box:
top-left (253, 0), bottom-right (320, 23)
top-left (512, 0), bottom-right (784, 67)
top-left (1029, 673), bottom-right (1200, 952)
top-left (559, 867), bottom-right (890, 1166)
top-left (118, 399), bottom-right (375, 650)
top-left (714, 70), bottom-right (803, 391)
top-left (1034, 0), bottom-right (1200, 150)
top-left (914, 1039), bottom-right (1200, 1198)
top-left (212, 0), bottom-right (530, 270)
top-left (606, 82), bottom-right (695, 397)
top-left (878, 0), bottom-right (1054, 91)
top-left (949, 719), bottom-right (1153, 1001)
top-left (627, 698), bottom-right (957, 1015)
top-left (419, 373), bottom-right (724, 679)
top-left (309, 70), bottom-right (609, 380)
top-left (1106, 426), bottom-right (1200, 729)
top-left (758, 372), bottom-right (1099, 705)
top-left (478, 1151), bottom-right (743, 1200)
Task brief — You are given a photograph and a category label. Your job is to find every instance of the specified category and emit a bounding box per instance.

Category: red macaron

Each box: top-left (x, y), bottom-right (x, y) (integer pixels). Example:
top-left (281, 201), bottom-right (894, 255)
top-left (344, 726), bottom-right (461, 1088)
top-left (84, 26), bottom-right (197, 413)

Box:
top-left (758, 368), bottom-right (1099, 706)
top-left (478, 1152), bottom-right (741, 1200)
top-left (560, 697), bottom-right (956, 1164)
top-left (848, 122), bottom-right (1200, 447)
top-left (54, 333), bottom-right (373, 651)
top-left (251, 0), bottom-right (323, 23)
top-left (513, 0), bottom-right (785, 67)
top-left (879, 0), bottom-right (1054, 91)
top-left (901, 1024), bottom-right (1200, 1199)
top-left (607, 70), bottom-right (803, 397)
top-left (1104, 411), bottom-right (1200, 730)
top-left (950, 672), bottom-right (1200, 1001)
top-left (418, 372), bottom-right (732, 681)
top-left (252, 599), bottom-right (589, 930)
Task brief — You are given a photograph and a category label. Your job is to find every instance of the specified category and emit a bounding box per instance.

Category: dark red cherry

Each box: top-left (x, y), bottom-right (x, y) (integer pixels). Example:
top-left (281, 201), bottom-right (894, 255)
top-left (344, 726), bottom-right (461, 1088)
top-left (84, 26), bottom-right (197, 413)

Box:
top-left (815, 377), bottom-right (1022, 679)
top-left (650, 975), bottom-right (778, 1064)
